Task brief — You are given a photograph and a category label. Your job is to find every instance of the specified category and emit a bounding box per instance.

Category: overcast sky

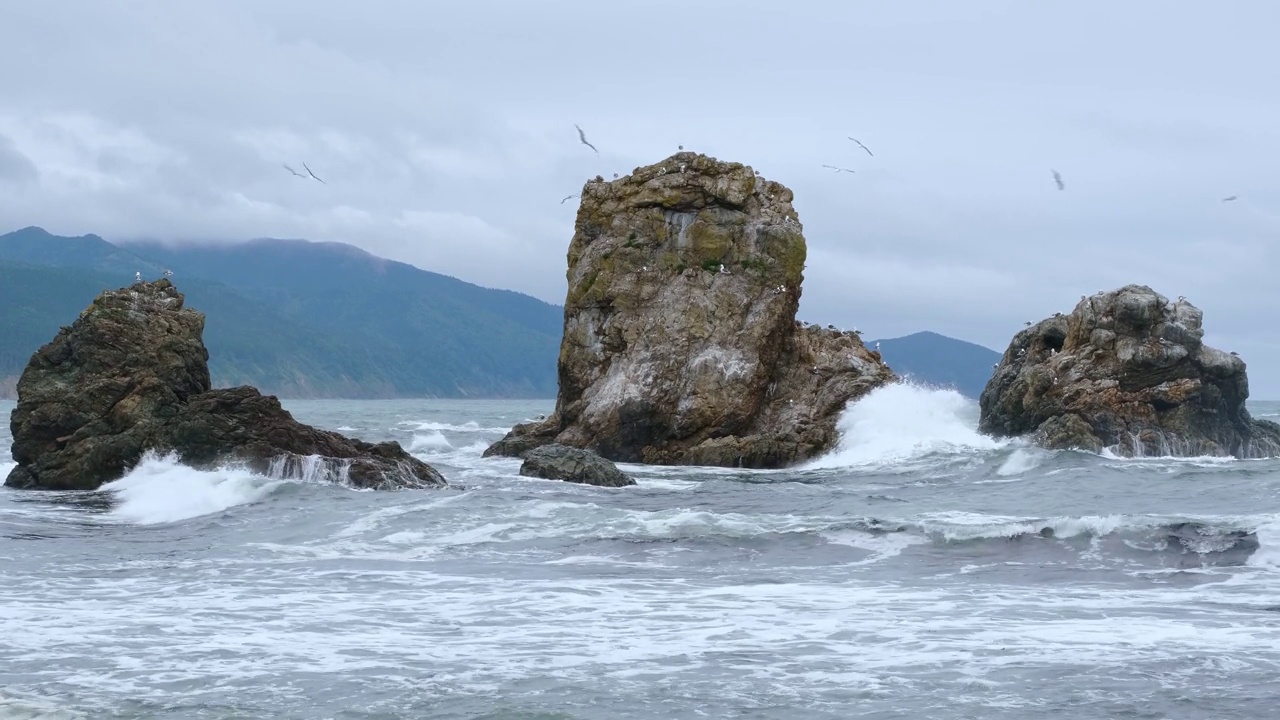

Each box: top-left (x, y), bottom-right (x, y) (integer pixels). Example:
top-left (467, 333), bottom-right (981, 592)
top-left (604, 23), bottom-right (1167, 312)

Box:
top-left (3, 1), bottom-right (1279, 395)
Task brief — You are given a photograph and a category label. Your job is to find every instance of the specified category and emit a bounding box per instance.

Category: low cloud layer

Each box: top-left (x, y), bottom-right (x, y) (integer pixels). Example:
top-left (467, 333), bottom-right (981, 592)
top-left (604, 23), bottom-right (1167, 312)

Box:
top-left (2, 1), bottom-right (1278, 395)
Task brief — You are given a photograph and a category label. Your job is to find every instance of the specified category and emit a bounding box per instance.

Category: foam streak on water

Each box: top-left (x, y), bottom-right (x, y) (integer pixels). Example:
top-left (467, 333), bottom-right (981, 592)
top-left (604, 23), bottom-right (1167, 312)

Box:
top-left (2, 394), bottom-right (1280, 719)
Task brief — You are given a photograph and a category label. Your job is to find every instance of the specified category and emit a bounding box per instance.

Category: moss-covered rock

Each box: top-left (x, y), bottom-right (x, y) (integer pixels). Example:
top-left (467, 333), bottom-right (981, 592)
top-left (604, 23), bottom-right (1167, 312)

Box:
top-left (485, 151), bottom-right (893, 468)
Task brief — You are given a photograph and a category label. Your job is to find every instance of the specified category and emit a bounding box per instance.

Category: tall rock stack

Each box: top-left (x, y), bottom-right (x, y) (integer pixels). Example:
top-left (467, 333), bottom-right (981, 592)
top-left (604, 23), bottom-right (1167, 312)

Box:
top-left (486, 152), bottom-right (893, 468)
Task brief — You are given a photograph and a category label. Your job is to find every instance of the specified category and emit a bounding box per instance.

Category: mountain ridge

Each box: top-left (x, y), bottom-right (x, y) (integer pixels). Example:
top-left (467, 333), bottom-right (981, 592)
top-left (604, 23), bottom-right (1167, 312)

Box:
top-left (870, 330), bottom-right (1001, 399)
top-left (0, 227), bottom-right (563, 399)
top-left (0, 227), bottom-right (1002, 401)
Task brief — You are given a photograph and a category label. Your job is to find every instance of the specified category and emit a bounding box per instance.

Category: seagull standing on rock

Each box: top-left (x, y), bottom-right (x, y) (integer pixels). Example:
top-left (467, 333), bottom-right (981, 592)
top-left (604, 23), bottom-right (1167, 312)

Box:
top-left (134, 271), bottom-right (141, 283)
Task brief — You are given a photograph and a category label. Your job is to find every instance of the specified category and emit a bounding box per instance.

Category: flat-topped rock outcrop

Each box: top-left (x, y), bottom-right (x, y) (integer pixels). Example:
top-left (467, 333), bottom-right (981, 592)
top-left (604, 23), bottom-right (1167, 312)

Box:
top-left (979, 284), bottom-right (1280, 457)
top-left (6, 279), bottom-right (445, 490)
top-left (486, 152), bottom-right (893, 468)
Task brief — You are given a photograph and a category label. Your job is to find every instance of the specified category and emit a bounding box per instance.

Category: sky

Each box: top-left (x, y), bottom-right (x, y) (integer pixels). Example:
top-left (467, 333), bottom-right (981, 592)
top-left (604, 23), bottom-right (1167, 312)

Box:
top-left (2, 1), bottom-right (1280, 395)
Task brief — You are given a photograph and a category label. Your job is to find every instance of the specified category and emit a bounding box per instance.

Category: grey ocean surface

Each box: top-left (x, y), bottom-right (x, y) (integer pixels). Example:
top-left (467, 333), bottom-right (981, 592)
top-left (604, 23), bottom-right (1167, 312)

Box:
top-left (3, 387), bottom-right (1280, 719)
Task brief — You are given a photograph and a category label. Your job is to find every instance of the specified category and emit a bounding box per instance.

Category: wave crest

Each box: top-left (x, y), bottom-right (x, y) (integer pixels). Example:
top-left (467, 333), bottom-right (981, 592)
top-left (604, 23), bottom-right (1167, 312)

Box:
top-left (805, 382), bottom-right (1009, 469)
top-left (102, 452), bottom-right (286, 525)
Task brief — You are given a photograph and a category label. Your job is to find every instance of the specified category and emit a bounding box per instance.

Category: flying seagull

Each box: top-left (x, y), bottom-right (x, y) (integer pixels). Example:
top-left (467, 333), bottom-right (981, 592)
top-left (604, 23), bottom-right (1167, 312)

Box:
top-left (847, 137), bottom-right (874, 157)
top-left (560, 193), bottom-right (579, 204)
top-left (302, 162), bottom-right (325, 184)
top-left (282, 164), bottom-right (306, 178)
top-left (1051, 169), bottom-right (1065, 191)
top-left (164, 269), bottom-right (173, 278)
top-left (822, 164), bottom-right (856, 174)
top-left (1222, 195), bottom-right (1238, 202)
top-left (574, 124), bottom-right (599, 154)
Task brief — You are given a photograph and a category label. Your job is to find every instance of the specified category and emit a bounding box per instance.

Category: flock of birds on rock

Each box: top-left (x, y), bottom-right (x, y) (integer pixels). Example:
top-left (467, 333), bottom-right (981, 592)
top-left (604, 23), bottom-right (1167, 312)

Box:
top-left (133, 269), bottom-right (174, 284)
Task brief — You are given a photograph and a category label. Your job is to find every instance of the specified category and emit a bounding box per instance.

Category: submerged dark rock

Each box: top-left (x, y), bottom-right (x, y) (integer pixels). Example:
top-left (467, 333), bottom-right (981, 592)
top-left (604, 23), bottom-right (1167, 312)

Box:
top-left (518, 444), bottom-right (635, 488)
top-left (486, 152), bottom-right (893, 468)
top-left (6, 279), bottom-right (445, 491)
top-left (979, 284), bottom-right (1280, 458)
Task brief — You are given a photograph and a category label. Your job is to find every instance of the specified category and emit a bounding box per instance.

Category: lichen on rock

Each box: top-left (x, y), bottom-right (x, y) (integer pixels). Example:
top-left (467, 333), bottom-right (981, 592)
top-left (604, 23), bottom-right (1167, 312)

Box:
top-left (486, 151), bottom-right (893, 468)
top-left (6, 279), bottom-right (445, 491)
top-left (979, 284), bottom-right (1280, 458)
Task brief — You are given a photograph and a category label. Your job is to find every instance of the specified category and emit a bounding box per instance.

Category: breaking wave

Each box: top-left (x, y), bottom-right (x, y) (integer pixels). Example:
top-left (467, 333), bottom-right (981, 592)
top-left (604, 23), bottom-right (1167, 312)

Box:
top-left (99, 451), bottom-right (377, 525)
top-left (408, 430), bottom-right (453, 453)
top-left (101, 453), bottom-right (287, 525)
top-left (805, 382), bottom-right (1009, 469)
top-left (599, 509), bottom-right (1263, 561)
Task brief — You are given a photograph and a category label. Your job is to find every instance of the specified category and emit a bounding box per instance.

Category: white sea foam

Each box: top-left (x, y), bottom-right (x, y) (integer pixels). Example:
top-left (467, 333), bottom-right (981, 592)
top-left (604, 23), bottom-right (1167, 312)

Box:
top-left (408, 430), bottom-right (453, 453)
top-left (0, 461), bottom-right (15, 483)
top-left (995, 447), bottom-right (1044, 476)
top-left (804, 382), bottom-right (1007, 469)
top-left (0, 692), bottom-right (85, 720)
top-left (1099, 447), bottom-right (1240, 465)
top-left (398, 420), bottom-right (510, 434)
top-left (916, 512), bottom-right (1134, 541)
top-left (6, 399), bottom-right (1280, 717)
top-left (1246, 517), bottom-right (1280, 571)
top-left (101, 452), bottom-right (285, 525)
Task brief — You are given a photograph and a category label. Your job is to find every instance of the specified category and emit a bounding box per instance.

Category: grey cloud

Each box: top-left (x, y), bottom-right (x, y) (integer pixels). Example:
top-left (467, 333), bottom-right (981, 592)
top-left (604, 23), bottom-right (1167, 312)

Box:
top-left (0, 134), bottom-right (38, 185)
top-left (1, 1), bottom-right (1278, 394)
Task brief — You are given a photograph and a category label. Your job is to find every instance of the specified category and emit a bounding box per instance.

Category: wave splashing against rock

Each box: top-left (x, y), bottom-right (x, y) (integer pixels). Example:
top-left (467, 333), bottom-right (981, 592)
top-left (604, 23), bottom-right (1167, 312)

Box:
top-left (979, 284), bottom-right (1280, 458)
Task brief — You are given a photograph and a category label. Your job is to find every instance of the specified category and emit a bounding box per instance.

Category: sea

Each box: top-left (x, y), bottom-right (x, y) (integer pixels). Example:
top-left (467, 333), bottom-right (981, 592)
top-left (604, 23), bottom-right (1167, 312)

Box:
top-left (2, 384), bottom-right (1280, 719)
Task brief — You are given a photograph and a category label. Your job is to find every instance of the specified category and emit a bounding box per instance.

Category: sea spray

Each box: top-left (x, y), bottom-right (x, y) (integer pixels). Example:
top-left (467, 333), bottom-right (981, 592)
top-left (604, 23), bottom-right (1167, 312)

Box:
top-left (804, 382), bottom-right (1008, 469)
top-left (409, 430), bottom-right (454, 453)
top-left (102, 452), bottom-right (286, 525)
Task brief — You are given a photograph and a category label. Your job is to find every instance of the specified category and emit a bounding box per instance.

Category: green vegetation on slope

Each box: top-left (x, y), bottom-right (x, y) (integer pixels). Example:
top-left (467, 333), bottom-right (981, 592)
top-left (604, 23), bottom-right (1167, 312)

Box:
top-left (0, 260), bottom-right (406, 397)
top-left (0, 229), bottom-right (563, 398)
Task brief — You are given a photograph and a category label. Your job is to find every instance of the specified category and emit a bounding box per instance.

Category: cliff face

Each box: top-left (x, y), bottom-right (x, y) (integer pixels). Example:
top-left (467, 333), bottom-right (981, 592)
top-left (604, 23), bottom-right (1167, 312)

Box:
top-left (979, 284), bottom-right (1280, 457)
top-left (487, 152), bottom-right (893, 468)
top-left (6, 279), bottom-right (445, 490)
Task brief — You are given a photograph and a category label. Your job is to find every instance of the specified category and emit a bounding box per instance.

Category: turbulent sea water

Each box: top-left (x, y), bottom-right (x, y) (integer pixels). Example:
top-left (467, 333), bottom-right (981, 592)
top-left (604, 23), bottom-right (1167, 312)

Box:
top-left (3, 386), bottom-right (1280, 719)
